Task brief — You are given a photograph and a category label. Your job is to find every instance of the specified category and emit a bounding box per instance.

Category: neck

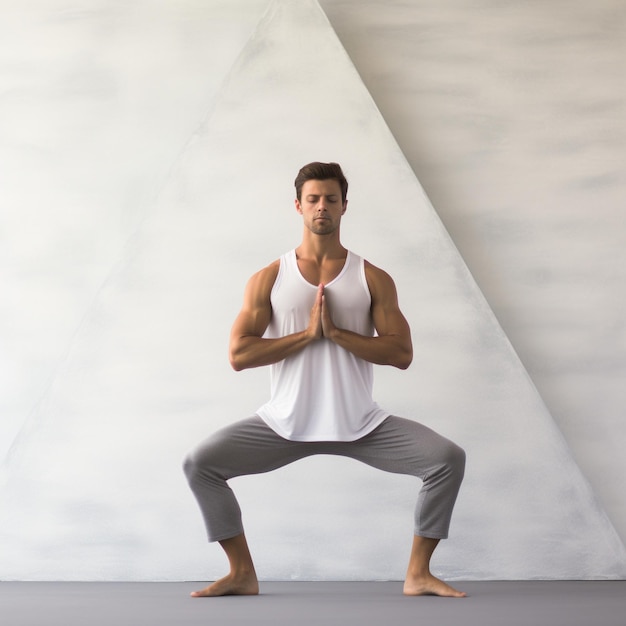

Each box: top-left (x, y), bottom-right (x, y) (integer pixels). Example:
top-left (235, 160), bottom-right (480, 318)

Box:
top-left (297, 230), bottom-right (346, 262)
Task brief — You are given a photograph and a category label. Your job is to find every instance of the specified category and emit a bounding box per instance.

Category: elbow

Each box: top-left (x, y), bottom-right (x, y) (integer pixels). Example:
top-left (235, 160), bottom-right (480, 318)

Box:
top-left (396, 356), bottom-right (412, 370)
top-left (229, 335), bottom-right (262, 371)
top-left (228, 349), bottom-right (246, 372)
top-left (229, 334), bottom-right (252, 371)
top-left (395, 348), bottom-right (413, 370)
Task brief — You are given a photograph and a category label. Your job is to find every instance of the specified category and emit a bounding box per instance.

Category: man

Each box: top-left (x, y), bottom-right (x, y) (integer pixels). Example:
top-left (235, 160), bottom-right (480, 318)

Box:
top-left (183, 162), bottom-right (466, 597)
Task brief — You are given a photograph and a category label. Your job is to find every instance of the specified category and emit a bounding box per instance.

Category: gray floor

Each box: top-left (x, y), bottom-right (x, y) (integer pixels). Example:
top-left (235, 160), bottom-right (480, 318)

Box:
top-left (2, 581), bottom-right (625, 626)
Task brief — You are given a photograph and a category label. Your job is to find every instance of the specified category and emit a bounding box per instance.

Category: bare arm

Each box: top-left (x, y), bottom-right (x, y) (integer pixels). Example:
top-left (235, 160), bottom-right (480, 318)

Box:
top-left (228, 262), bottom-right (322, 371)
top-left (321, 261), bottom-right (413, 369)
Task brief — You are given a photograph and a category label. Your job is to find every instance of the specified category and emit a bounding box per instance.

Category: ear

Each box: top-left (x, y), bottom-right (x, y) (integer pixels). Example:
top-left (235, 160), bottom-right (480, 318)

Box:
top-left (342, 199), bottom-right (348, 215)
top-left (295, 198), bottom-right (303, 214)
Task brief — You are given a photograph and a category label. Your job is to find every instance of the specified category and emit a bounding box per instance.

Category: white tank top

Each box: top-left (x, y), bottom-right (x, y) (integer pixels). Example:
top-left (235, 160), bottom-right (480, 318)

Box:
top-left (256, 249), bottom-right (389, 441)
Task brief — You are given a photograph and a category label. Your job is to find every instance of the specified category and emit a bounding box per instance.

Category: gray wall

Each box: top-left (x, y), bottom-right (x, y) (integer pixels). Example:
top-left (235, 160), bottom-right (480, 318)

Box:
top-left (1, 0), bottom-right (624, 580)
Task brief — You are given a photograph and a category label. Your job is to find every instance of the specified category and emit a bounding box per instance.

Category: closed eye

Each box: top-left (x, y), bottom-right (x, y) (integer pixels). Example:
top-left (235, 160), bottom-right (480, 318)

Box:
top-left (305, 195), bottom-right (339, 202)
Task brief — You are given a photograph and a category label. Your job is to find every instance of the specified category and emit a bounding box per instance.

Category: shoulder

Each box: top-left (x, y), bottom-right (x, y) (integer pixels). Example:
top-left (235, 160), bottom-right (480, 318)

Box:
top-left (363, 259), bottom-right (396, 290)
top-left (246, 259), bottom-right (281, 294)
top-left (252, 258), bottom-right (281, 282)
top-left (363, 260), bottom-right (401, 307)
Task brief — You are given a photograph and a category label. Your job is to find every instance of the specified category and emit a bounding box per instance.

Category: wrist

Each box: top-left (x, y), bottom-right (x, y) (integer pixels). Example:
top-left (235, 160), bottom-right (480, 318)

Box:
top-left (325, 325), bottom-right (340, 343)
top-left (304, 327), bottom-right (321, 343)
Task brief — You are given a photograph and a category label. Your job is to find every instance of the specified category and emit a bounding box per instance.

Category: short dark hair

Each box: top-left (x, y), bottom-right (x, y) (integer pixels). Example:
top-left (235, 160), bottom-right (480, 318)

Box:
top-left (294, 162), bottom-right (348, 203)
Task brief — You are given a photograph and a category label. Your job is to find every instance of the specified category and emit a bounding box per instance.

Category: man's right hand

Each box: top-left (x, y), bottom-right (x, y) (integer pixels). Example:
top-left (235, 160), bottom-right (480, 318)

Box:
top-left (230, 264), bottom-right (324, 371)
top-left (307, 284), bottom-right (324, 340)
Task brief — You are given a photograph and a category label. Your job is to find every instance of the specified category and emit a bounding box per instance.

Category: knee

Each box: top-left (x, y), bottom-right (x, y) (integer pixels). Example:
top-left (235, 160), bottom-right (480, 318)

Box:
top-left (182, 442), bottom-right (222, 486)
top-left (182, 449), bottom-right (209, 486)
top-left (445, 442), bottom-right (466, 482)
top-left (182, 452), bottom-right (198, 484)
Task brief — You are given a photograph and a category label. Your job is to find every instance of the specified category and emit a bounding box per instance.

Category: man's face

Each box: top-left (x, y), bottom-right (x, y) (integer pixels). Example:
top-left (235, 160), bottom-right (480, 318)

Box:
top-left (295, 179), bottom-right (347, 236)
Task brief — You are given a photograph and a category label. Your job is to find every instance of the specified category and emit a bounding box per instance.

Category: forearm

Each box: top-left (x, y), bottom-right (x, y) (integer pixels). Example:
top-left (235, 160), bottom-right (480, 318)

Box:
top-left (326, 327), bottom-right (413, 370)
top-left (229, 331), bottom-right (315, 371)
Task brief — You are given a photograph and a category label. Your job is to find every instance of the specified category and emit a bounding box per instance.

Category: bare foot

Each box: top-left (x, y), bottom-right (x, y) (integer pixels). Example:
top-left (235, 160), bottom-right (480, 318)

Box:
top-left (190, 571), bottom-right (259, 597)
top-left (403, 573), bottom-right (466, 598)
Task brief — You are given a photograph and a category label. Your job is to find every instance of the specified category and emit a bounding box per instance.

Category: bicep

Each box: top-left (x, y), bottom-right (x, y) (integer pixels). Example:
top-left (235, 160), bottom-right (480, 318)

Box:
top-left (231, 264), bottom-right (278, 340)
top-left (232, 302), bottom-right (271, 340)
top-left (366, 264), bottom-right (412, 340)
top-left (372, 299), bottom-right (411, 342)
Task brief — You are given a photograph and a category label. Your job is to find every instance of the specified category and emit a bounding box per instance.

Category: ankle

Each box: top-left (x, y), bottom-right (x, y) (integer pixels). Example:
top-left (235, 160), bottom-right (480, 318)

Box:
top-left (230, 565), bottom-right (257, 579)
top-left (407, 569), bottom-right (432, 581)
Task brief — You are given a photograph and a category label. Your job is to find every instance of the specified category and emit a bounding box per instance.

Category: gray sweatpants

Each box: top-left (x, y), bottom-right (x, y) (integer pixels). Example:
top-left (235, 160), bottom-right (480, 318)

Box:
top-left (183, 415), bottom-right (465, 542)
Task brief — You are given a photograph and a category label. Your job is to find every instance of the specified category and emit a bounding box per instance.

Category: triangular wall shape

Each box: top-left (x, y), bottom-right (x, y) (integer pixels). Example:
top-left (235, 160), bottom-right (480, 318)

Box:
top-left (2, 0), bottom-right (625, 580)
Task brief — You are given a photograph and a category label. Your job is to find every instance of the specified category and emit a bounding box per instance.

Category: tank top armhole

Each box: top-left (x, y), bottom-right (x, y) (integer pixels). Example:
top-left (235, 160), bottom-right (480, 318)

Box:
top-left (270, 252), bottom-right (288, 298)
top-left (358, 256), bottom-right (372, 307)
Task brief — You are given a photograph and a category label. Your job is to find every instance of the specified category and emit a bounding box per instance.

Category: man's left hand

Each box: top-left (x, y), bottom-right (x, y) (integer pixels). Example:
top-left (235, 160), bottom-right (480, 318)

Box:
top-left (320, 289), bottom-right (338, 340)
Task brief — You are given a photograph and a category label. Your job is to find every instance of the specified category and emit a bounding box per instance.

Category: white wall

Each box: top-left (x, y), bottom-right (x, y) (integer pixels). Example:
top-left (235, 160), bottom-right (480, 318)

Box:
top-left (1, 0), bottom-right (625, 581)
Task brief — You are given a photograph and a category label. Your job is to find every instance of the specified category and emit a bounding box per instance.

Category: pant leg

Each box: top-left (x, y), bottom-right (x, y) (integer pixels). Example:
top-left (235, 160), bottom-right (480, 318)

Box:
top-left (183, 416), bottom-right (315, 542)
top-left (331, 416), bottom-right (466, 539)
top-left (183, 414), bottom-right (465, 542)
